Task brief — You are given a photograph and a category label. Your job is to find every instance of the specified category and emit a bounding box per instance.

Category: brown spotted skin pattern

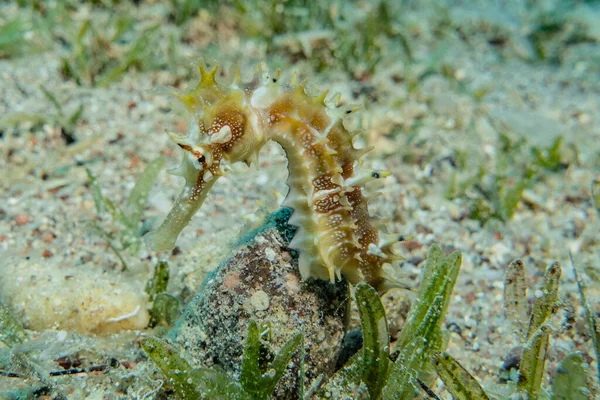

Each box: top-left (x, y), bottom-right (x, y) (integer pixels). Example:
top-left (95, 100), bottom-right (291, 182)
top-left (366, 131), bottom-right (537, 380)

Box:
top-left (144, 63), bottom-right (406, 293)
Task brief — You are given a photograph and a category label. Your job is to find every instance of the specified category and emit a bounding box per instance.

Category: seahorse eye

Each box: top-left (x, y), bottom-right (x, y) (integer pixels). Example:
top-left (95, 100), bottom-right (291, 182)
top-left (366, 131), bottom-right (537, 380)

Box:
top-left (197, 155), bottom-right (206, 163)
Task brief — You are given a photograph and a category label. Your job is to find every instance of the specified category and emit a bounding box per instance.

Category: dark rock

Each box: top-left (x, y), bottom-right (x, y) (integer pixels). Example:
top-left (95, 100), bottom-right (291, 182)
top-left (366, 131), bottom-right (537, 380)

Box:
top-left (335, 329), bottom-right (363, 370)
top-left (170, 208), bottom-right (349, 398)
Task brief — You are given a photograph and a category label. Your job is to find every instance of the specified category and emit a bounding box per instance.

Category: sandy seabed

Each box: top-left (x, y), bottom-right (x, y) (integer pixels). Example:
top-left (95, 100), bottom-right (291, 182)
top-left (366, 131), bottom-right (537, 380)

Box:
top-left (1, 1), bottom-right (599, 398)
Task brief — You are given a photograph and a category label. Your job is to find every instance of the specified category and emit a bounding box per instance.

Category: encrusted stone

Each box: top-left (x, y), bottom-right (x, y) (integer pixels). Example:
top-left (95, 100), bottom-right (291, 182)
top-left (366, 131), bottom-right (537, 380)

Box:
top-left (170, 208), bottom-right (349, 399)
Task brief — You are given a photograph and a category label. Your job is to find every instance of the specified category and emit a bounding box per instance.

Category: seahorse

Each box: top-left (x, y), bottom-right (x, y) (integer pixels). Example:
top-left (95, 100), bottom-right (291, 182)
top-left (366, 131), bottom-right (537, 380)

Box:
top-left (145, 62), bottom-right (406, 293)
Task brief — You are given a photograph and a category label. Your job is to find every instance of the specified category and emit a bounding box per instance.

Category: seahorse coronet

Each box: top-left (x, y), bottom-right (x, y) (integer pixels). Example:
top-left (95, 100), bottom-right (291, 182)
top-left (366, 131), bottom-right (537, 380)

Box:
top-left (145, 62), bottom-right (409, 293)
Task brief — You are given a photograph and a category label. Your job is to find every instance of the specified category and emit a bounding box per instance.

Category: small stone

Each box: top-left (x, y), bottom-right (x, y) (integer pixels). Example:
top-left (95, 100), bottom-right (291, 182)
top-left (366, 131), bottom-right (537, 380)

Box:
top-left (42, 232), bottom-right (55, 243)
top-left (15, 215), bottom-right (29, 225)
top-left (265, 247), bottom-right (277, 261)
top-left (249, 290), bottom-right (270, 311)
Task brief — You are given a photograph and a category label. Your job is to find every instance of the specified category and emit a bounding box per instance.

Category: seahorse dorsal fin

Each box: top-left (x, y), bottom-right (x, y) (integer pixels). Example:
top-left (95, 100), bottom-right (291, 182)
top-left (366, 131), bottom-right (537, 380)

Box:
top-left (229, 64), bottom-right (241, 86)
top-left (289, 71), bottom-right (299, 86)
top-left (198, 64), bottom-right (218, 86)
top-left (313, 89), bottom-right (329, 105)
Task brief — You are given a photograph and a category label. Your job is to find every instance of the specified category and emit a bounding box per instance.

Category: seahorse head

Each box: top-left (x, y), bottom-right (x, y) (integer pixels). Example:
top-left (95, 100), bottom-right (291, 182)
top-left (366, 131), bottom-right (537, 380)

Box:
top-left (144, 64), bottom-right (269, 252)
top-left (166, 65), bottom-right (265, 182)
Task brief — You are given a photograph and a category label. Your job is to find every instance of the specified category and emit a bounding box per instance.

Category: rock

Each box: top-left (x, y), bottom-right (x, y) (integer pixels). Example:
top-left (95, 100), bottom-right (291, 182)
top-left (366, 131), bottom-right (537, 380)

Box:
top-left (170, 208), bottom-right (349, 399)
top-left (0, 260), bottom-right (149, 335)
